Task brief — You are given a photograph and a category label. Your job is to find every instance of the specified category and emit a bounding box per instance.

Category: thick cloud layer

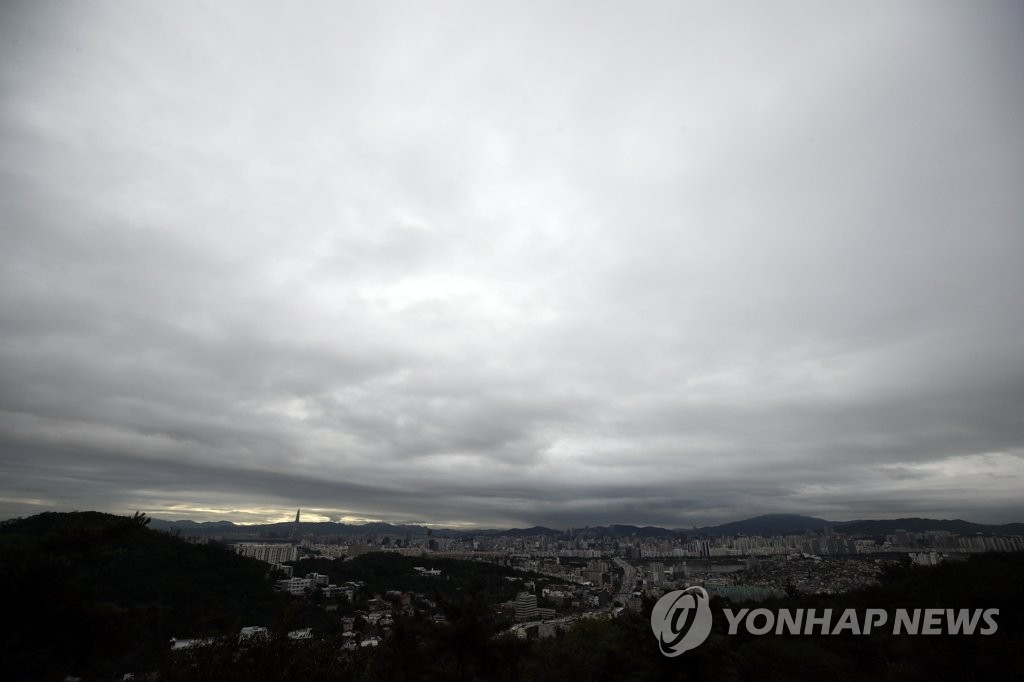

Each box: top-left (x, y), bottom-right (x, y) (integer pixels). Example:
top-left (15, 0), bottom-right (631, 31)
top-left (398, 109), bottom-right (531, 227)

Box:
top-left (2, 1), bottom-right (1022, 527)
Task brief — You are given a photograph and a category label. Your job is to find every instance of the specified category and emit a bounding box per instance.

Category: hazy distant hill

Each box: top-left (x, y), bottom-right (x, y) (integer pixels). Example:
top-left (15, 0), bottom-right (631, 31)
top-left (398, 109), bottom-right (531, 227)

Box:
top-left (688, 513), bottom-right (834, 537)
top-left (577, 524), bottom-right (678, 538)
top-left (833, 517), bottom-right (1024, 537)
top-left (687, 514), bottom-right (1024, 537)
top-left (148, 518), bottom-right (238, 531)
top-left (148, 519), bottom-right (680, 539)
top-left (484, 525), bottom-right (562, 537)
top-left (145, 513), bottom-right (1024, 540)
top-left (147, 518), bottom-right (431, 537)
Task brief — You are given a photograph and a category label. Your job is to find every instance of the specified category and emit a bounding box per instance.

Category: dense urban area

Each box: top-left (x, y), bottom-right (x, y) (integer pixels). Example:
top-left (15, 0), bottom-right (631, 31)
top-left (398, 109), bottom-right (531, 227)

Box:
top-left (3, 511), bottom-right (1022, 681)
top-left (175, 511), bottom-right (1023, 646)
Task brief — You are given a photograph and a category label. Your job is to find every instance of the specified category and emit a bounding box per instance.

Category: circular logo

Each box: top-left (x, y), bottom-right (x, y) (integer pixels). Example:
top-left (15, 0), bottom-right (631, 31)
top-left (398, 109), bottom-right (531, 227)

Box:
top-left (650, 587), bottom-right (713, 656)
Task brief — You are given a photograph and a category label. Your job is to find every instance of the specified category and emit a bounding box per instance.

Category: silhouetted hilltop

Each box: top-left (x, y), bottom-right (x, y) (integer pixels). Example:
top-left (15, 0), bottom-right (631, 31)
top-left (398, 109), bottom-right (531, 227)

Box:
top-left (0, 511), bottom-right (286, 681)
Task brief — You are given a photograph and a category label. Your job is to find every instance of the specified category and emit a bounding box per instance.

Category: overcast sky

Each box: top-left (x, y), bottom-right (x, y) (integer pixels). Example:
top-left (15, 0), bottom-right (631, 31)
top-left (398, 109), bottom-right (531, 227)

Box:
top-left (1, 1), bottom-right (1022, 529)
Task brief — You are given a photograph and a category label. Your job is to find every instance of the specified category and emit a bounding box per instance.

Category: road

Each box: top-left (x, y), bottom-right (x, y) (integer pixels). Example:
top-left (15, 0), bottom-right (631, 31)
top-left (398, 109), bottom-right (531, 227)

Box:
top-left (613, 557), bottom-right (639, 603)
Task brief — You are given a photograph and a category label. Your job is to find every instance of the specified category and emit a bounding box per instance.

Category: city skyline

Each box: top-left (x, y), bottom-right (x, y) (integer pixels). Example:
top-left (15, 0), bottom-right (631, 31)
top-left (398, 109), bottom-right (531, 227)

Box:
top-left (1, 1), bottom-right (1023, 529)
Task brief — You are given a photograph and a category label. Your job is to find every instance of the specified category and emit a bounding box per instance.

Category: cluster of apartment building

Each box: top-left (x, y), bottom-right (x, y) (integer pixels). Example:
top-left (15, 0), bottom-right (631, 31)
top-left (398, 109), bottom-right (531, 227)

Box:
top-left (231, 542), bottom-right (297, 563)
top-left (227, 525), bottom-right (1024, 569)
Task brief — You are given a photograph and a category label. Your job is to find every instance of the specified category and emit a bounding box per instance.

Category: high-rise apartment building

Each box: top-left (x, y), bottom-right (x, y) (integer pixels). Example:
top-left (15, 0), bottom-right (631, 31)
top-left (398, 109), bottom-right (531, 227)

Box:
top-left (515, 592), bottom-right (538, 621)
top-left (233, 542), bottom-right (298, 564)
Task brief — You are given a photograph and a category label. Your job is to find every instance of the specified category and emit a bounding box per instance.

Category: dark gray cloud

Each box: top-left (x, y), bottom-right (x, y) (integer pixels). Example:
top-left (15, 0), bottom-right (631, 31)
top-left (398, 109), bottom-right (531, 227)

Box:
top-left (1, 1), bottom-right (1023, 527)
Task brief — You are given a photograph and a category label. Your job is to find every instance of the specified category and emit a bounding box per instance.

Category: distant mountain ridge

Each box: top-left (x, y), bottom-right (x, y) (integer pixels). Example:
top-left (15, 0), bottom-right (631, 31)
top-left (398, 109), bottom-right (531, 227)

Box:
top-left (689, 513), bottom-right (834, 537)
top-left (145, 513), bottom-right (1024, 538)
top-left (833, 517), bottom-right (1024, 537)
top-left (688, 514), bottom-right (1024, 537)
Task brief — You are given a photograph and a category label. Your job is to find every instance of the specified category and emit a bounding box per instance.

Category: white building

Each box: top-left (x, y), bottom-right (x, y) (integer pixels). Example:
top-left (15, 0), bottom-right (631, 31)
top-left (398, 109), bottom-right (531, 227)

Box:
top-left (232, 543), bottom-right (298, 564)
top-left (276, 577), bottom-right (313, 595)
top-left (239, 626), bottom-right (268, 643)
top-left (515, 592), bottom-right (538, 621)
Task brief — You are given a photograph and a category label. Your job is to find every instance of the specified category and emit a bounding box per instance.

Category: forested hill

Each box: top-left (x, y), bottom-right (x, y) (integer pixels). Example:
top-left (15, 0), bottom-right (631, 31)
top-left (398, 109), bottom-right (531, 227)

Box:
top-left (0, 511), bottom-right (286, 681)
